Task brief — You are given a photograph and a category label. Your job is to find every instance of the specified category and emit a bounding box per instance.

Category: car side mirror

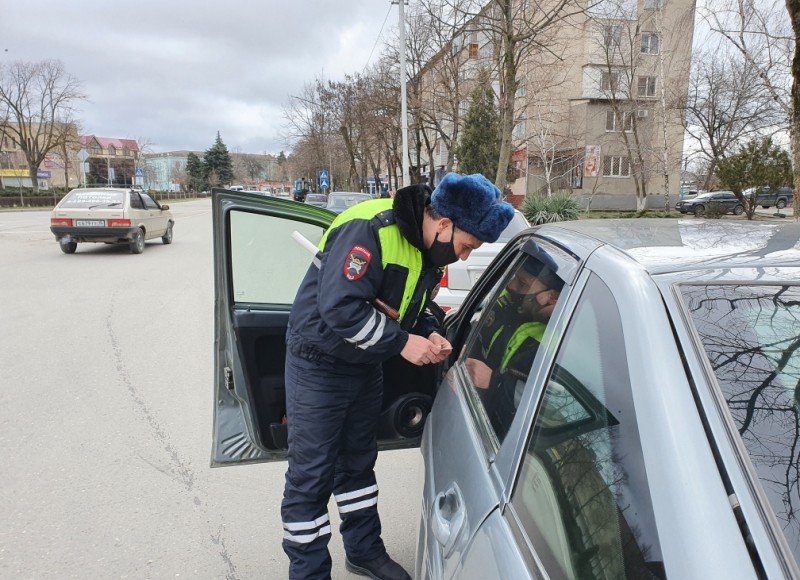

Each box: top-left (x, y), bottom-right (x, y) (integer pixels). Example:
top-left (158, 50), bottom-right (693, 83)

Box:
top-left (160, 204), bottom-right (170, 210)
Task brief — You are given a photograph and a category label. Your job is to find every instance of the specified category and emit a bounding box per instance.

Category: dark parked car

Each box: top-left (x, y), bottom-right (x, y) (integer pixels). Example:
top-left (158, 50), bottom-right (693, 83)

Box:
top-left (744, 186), bottom-right (792, 209)
top-left (211, 189), bottom-right (800, 578)
top-left (675, 190), bottom-right (744, 216)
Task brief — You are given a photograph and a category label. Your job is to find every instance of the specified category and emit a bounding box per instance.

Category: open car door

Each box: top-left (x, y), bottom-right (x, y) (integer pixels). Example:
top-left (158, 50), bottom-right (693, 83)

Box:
top-left (211, 190), bottom-right (438, 466)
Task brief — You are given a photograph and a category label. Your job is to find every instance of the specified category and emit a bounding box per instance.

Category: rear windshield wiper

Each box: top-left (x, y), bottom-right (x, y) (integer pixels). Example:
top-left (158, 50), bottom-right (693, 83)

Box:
top-left (88, 202), bottom-right (122, 209)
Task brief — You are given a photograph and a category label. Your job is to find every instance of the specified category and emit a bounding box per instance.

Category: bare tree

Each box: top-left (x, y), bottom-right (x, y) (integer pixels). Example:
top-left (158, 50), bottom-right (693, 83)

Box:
top-left (704, 0), bottom-right (797, 214)
top-left (414, 0), bottom-right (475, 176)
top-left (452, 0), bottom-right (588, 191)
top-left (684, 42), bottom-right (779, 190)
top-left (0, 60), bottom-right (85, 198)
top-left (591, 0), bottom-right (692, 212)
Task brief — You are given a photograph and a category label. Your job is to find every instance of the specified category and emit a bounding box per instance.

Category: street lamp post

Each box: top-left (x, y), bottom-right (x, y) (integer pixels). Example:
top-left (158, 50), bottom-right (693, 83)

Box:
top-left (395, 0), bottom-right (410, 188)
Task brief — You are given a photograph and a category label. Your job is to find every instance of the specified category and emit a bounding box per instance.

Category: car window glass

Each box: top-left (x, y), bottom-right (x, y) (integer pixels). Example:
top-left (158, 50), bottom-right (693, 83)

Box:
top-left (141, 193), bottom-right (159, 209)
top-left (230, 210), bottom-right (324, 304)
top-left (511, 274), bottom-right (664, 580)
top-left (460, 253), bottom-right (567, 446)
top-left (129, 192), bottom-right (144, 209)
top-left (681, 284), bottom-right (800, 565)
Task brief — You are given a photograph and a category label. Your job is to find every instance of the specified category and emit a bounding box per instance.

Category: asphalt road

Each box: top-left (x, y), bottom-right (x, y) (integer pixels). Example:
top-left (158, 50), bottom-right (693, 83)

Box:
top-left (0, 198), bottom-right (422, 579)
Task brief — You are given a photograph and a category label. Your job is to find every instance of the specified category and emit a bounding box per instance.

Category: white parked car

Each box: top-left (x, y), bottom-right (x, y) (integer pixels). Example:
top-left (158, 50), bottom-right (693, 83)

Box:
top-left (49, 187), bottom-right (173, 254)
top-left (434, 210), bottom-right (529, 311)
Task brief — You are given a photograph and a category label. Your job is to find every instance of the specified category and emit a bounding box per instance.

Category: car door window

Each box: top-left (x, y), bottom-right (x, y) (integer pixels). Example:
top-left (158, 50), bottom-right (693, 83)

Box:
top-left (229, 209), bottom-right (324, 305)
top-left (510, 274), bottom-right (664, 580)
top-left (459, 252), bottom-right (567, 447)
top-left (141, 193), bottom-right (159, 210)
top-left (129, 192), bottom-right (144, 209)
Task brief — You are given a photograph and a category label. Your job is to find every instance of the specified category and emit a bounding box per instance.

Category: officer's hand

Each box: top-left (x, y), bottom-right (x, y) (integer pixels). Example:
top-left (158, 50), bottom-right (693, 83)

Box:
top-left (465, 358), bottom-right (492, 389)
top-left (401, 334), bottom-right (438, 366)
top-left (428, 332), bottom-right (453, 363)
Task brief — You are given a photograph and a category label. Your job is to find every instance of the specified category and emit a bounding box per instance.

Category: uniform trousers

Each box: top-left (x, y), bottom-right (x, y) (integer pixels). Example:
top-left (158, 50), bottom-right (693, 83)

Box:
top-left (281, 339), bottom-right (386, 579)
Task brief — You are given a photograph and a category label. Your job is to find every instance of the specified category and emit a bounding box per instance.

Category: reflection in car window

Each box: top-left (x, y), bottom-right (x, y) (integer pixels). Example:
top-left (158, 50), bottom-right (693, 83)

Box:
top-left (129, 192), bottom-right (144, 209)
top-left (682, 284), bottom-right (800, 563)
top-left (511, 274), bottom-right (664, 580)
top-left (461, 253), bottom-right (566, 446)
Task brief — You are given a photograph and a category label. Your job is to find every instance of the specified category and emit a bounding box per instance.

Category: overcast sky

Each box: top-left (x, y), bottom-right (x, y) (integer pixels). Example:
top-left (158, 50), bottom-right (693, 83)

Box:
top-left (2, 1), bottom-right (397, 154)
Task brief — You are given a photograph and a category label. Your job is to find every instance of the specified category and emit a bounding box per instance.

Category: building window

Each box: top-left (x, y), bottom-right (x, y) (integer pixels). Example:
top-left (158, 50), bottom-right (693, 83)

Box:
top-left (90, 146), bottom-right (101, 155)
top-left (603, 155), bottom-right (631, 177)
top-left (108, 145), bottom-right (116, 155)
top-left (469, 43), bottom-right (479, 58)
top-left (601, 71), bottom-right (620, 92)
top-left (644, 0), bottom-right (664, 9)
top-left (516, 83), bottom-right (526, 98)
top-left (513, 116), bottom-right (527, 140)
top-left (605, 111), bottom-right (633, 132)
top-left (641, 32), bottom-right (660, 54)
top-left (637, 76), bottom-right (657, 97)
top-left (603, 24), bottom-right (623, 48)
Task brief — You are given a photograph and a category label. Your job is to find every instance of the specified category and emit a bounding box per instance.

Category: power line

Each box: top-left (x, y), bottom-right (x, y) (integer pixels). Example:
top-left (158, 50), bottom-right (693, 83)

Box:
top-left (362, 4), bottom-right (393, 75)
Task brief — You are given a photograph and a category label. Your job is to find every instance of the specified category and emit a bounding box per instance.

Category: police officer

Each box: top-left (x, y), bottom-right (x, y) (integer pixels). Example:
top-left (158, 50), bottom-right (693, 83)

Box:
top-left (281, 173), bottom-right (515, 579)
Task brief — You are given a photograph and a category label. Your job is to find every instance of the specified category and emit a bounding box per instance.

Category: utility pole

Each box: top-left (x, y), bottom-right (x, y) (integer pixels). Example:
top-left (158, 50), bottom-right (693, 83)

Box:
top-left (396, 0), bottom-right (410, 188)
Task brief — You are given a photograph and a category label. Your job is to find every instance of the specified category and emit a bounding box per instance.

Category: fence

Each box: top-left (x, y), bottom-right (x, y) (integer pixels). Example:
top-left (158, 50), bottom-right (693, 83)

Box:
top-left (0, 190), bottom-right (209, 209)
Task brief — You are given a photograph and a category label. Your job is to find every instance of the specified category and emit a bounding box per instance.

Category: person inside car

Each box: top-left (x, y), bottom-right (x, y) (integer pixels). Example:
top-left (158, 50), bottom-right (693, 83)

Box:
top-left (465, 261), bottom-right (563, 437)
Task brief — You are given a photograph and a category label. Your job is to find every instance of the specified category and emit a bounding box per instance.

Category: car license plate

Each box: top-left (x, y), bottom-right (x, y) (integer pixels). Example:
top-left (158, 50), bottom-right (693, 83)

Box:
top-left (75, 219), bottom-right (105, 227)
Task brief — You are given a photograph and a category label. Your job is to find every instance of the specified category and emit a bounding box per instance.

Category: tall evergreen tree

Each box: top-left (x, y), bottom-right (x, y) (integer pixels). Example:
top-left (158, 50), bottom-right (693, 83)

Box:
top-left (204, 132), bottom-right (234, 185)
top-left (455, 78), bottom-right (502, 182)
top-left (186, 152), bottom-right (205, 191)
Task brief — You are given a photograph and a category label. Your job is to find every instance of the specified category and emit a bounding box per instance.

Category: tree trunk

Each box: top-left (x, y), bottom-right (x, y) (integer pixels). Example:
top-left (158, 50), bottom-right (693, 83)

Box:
top-left (28, 165), bottom-right (38, 198)
top-left (636, 195), bottom-right (647, 213)
top-left (789, 0), bottom-right (800, 219)
top-left (495, 43), bottom-right (517, 191)
top-left (340, 126), bottom-right (359, 189)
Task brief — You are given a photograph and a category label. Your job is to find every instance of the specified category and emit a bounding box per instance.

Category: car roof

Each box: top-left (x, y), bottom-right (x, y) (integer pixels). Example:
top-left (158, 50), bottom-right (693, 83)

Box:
top-left (536, 218), bottom-right (800, 276)
top-left (68, 187), bottom-right (131, 193)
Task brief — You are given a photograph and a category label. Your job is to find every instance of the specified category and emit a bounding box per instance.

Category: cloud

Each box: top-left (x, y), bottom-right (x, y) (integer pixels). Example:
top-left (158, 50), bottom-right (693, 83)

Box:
top-left (2, 0), bottom-right (396, 154)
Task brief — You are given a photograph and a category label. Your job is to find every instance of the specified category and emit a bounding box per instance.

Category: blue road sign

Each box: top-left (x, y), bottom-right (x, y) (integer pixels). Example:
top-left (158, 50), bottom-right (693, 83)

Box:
top-left (318, 169), bottom-right (330, 189)
top-left (135, 168), bottom-right (144, 177)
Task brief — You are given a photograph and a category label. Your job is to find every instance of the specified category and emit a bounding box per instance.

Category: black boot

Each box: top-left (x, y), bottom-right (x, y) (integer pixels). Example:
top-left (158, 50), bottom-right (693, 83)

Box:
top-left (345, 552), bottom-right (411, 580)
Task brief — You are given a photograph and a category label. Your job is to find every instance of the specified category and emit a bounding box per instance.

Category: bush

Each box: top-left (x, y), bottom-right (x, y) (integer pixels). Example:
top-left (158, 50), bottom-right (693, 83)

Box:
top-left (520, 193), bottom-right (580, 225)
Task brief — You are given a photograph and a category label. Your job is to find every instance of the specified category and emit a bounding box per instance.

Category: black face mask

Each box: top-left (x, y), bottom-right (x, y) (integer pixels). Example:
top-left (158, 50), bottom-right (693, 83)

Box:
top-left (427, 226), bottom-right (458, 267)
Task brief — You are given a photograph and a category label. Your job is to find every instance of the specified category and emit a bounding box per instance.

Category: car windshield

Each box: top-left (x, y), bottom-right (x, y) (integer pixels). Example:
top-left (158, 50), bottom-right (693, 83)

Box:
top-left (681, 284), bottom-right (800, 562)
top-left (328, 193), bottom-right (370, 208)
top-left (495, 212), bottom-right (529, 243)
top-left (60, 190), bottom-right (126, 208)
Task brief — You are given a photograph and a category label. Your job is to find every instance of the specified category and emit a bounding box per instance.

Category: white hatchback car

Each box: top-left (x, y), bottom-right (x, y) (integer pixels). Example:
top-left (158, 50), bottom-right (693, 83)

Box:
top-left (434, 210), bottom-right (529, 311)
top-left (50, 187), bottom-right (174, 254)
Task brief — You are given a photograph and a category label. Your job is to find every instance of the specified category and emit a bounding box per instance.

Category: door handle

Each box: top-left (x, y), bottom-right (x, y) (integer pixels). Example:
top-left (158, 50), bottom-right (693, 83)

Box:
top-left (431, 483), bottom-right (465, 557)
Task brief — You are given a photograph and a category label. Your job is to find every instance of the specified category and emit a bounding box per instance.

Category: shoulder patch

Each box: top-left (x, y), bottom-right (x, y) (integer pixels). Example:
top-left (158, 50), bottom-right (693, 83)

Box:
top-left (344, 245), bottom-right (372, 281)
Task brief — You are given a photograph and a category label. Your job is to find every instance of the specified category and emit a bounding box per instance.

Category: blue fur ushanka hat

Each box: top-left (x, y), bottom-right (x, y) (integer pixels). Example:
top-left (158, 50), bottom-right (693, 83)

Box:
top-left (430, 172), bottom-right (515, 243)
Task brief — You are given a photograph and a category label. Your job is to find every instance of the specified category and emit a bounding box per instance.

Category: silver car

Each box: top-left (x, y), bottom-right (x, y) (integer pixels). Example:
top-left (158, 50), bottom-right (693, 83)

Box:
top-left (210, 189), bottom-right (800, 579)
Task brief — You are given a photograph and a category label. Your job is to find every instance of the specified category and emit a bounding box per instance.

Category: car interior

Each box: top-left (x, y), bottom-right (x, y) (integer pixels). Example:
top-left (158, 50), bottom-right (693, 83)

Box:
top-left (232, 310), bottom-right (440, 450)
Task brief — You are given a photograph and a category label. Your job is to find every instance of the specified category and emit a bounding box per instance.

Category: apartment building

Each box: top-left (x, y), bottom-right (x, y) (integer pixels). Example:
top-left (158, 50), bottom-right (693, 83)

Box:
top-left (414, 0), bottom-right (695, 210)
